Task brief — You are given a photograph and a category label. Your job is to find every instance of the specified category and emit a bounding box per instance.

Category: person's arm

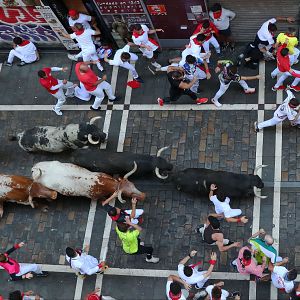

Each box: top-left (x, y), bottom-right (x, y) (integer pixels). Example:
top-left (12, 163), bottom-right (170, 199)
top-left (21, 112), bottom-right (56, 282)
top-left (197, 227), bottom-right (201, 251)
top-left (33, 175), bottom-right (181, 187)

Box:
top-left (275, 16), bottom-right (295, 23)
top-left (248, 228), bottom-right (265, 242)
top-left (92, 74), bottom-right (107, 86)
top-left (203, 60), bottom-right (211, 79)
top-left (101, 191), bottom-right (118, 206)
top-left (209, 184), bottom-right (217, 198)
top-left (125, 217), bottom-right (142, 232)
top-left (203, 252), bottom-right (217, 278)
top-left (240, 74), bottom-right (261, 81)
top-left (215, 238), bottom-right (240, 252)
top-left (148, 28), bottom-right (164, 34)
top-left (57, 31), bottom-right (72, 39)
top-left (6, 242), bottom-right (25, 255)
top-left (227, 9), bottom-right (236, 20)
top-left (167, 66), bottom-right (185, 73)
top-left (129, 197), bottom-right (137, 219)
top-left (10, 272), bottom-right (33, 281)
top-left (275, 257), bottom-right (289, 266)
top-left (50, 80), bottom-right (66, 91)
top-left (178, 77), bottom-right (197, 90)
top-left (178, 250), bottom-right (197, 265)
top-left (167, 275), bottom-right (192, 291)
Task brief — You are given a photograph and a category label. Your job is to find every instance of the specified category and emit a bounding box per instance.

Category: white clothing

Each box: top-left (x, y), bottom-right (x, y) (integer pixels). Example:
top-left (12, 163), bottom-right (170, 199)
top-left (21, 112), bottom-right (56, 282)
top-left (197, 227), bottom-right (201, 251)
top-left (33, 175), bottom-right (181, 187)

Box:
top-left (290, 47), bottom-right (300, 65)
top-left (124, 208), bottom-right (144, 225)
top-left (271, 266), bottom-right (294, 293)
top-left (257, 18), bottom-right (276, 45)
top-left (70, 29), bottom-right (96, 53)
top-left (210, 195), bottom-right (242, 218)
top-left (52, 80), bottom-right (75, 112)
top-left (8, 41), bottom-right (37, 63)
top-left (203, 36), bottom-right (221, 54)
top-left (166, 280), bottom-right (187, 300)
top-left (89, 80), bottom-right (115, 109)
top-left (23, 296), bottom-right (44, 300)
top-left (108, 45), bottom-right (139, 78)
top-left (209, 8), bottom-right (236, 30)
top-left (16, 263), bottom-right (42, 276)
top-left (66, 253), bottom-right (100, 275)
top-left (206, 285), bottom-right (229, 300)
top-left (75, 82), bottom-right (91, 101)
top-left (68, 13), bottom-right (92, 29)
top-left (272, 69), bottom-right (300, 89)
top-left (132, 24), bottom-right (158, 59)
top-left (178, 264), bottom-right (209, 288)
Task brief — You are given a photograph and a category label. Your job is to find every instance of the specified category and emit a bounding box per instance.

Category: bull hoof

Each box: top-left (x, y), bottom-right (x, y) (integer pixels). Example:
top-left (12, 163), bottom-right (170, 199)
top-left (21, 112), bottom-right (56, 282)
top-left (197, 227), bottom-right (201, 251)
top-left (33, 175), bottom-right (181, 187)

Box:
top-left (41, 206), bottom-right (49, 213)
top-left (176, 185), bottom-right (181, 191)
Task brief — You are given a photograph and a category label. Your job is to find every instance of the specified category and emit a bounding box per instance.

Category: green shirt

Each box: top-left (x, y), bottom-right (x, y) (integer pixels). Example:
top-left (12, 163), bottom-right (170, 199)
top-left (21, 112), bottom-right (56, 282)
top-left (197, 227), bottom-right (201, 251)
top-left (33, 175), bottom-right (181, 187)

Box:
top-left (116, 227), bottom-right (139, 254)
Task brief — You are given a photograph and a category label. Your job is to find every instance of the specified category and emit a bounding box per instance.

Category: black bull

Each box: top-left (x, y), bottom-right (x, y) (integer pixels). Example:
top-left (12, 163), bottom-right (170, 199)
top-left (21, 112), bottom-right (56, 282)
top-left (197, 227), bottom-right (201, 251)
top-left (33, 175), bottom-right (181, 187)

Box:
top-left (173, 166), bottom-right (266, 199)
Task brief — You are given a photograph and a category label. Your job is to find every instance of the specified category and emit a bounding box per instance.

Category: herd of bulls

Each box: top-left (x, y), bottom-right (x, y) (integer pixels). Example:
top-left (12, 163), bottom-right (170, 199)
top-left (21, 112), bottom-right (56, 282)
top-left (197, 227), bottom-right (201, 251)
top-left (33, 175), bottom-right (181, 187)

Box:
top-left (0, 117), bottom-right (267, 217)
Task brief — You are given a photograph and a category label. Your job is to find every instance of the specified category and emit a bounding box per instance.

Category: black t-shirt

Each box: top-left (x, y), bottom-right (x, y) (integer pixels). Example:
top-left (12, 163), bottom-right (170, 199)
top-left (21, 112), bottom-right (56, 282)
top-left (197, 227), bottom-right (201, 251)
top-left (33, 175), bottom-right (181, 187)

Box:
top-left (167, 71), bottom-right (183, 93)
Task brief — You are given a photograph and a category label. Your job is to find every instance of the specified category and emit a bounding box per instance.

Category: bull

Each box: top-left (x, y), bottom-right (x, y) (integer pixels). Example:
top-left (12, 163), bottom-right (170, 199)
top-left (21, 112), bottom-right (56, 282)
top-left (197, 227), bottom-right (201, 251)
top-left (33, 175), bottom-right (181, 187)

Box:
top-left (173, 165), bottom-right (267, 199)
top-left (68, 146), bottom-right (173, 179)
top-left (31, 161), bottom-right (145, 203)
top-left (0, 174), bottom-right (57, 217)
top-left (9, 117), bottom-right (106, 153)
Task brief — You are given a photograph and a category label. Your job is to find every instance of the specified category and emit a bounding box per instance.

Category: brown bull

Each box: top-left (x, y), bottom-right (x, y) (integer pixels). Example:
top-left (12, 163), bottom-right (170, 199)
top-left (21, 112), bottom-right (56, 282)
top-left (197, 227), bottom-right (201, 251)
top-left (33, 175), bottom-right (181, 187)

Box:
top-left (0, 174), bottom-right (57, 217)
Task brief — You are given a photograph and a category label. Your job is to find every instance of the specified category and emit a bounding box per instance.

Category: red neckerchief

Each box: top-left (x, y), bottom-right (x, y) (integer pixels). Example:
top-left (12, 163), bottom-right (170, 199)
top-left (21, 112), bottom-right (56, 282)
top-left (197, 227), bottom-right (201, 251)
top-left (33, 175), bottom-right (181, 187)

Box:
top-left (242, 258), bottom-right (251, 267)
top-left (192, 37), bottom-right (202, 45)
top-left (19, 40), bottom-right (30, 46)
top-left (213, 11), bottom-right (222, 19)
top-left (169, 291), bottom-right (182, 300)
top-left (75, 29), bottom-right (85, 36)
top-left (132, 30), bottom-right (144, 38)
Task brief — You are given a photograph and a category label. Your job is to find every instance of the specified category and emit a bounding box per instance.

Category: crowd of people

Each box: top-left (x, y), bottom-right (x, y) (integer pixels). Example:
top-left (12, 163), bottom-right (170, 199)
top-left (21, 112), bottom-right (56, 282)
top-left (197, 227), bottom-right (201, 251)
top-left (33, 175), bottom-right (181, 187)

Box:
top-left (1, 2), bottom-right (300, 300)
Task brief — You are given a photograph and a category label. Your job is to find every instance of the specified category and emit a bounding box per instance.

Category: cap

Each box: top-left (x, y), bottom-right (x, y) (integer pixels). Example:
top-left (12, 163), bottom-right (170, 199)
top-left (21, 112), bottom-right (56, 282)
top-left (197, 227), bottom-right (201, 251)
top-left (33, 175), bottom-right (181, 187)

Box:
top-left (69, 9), bottom-right (78, 17)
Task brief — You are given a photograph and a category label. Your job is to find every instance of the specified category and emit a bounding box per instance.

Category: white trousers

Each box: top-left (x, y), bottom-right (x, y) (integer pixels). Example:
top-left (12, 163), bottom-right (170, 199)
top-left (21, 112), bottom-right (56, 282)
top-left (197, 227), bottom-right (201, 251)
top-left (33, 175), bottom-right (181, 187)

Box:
top-left (272, 69), bottom-right (300, 88)
top-left (52, 80), bottom-right (74, 111)
top-left (223, 208), bottom-right (242, 218)
top-left (16, 263), bottom-right (42, 276)
top-left (213, 77), bottom-right (250, 101)
top-left (124, 209), bottom-right (144, 224)
top-left (290, 47), bottom-right (300, 65)
top-left (8, 49), bottom-right (37, 64)
top-left (89, 81), bottom-right (115, 109)
top-left (258, 114), bottom-right (300, 129)
top-left (203, 36), bottom-right (220, 54)
top-left (80, 49), bottom-right (103, 71)
top-left (75, 82), bottom-right (91, 101)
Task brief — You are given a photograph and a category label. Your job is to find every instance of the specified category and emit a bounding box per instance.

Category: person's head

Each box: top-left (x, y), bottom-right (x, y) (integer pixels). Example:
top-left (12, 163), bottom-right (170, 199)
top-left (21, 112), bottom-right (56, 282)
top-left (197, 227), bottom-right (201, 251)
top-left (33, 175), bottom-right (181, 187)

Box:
top-left (185, 55), bottom-right (196, 65)
top-left (65, 247), bottom-right (77, 258)
top-left (287, 27), bottom-right (296, 36)
top-left (69, 9), bottom-right (79, 20)
top-left (133, 24), bottom-right (143, 33)
top-left (13, 37), bottom-right (22, 46)
top-left (108, 207), bottom-right (118, 217)
top-left (8, 291), bottom-right (22, 300)
top-left (183, 266), bottom-right (193, 277)
top-left (117, 222), bottom-right (130, 233)
top-left (280, 47), bottom-right (289, 57)
top-left (264, 234), bottom-right (274, 245)
top-left (289, 97), bottom-right (300, 108)
top-left (202, 20), bottom-right (210, 29)
top-left (195, 33), bottom-right (206, 43)
top-left (208, 216), bottom-right (220, 229)
top-left (74, 23), bottom-right (84, 32)
top-left (268, 23), bottom-right (277, 34)
top-left (287, 269), bottom-right (298, 281)
top-left (169, 282), bottom-right (182, 297)
top-left (211, 286), bottom-right (222, 299)
top-left (243, 249), bottom-right (252, 261)
top-left (228, 65), bottom-right (238, 75)
top-left (79, 63), bottom-right (90, 73)
top-left (211, 3), bottom-right (222, 12)
top-left (120, 52), bottom-right (131, 62)
top-left (171, 70), bottom-right (184, 81)
top-left (0, 253), bottom-right (7, 263)
top-left (38, 70), bottom-right (47, 79)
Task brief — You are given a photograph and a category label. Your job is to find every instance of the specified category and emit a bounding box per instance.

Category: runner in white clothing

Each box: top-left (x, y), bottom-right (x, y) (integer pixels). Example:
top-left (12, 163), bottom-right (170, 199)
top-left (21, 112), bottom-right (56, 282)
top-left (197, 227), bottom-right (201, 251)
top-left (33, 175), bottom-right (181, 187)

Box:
top-left (58, 23), bottom-right (103, 71)
top-left (5, 37), bottom-right (39, 67)
top-left (178, 250), bottom-right (216, 293)
top-left (209, 184), bottom-right (248, 223)
top-left (206, 282), bottom-right (240, 300)
top-left (255, 90), bottom-right (300, 132)
top-left (103, 44), bottom-right (143, 82)
top-left (68, 9), bottom-right (95, 30)
top-left (165, 275), bottom-right (191, 300)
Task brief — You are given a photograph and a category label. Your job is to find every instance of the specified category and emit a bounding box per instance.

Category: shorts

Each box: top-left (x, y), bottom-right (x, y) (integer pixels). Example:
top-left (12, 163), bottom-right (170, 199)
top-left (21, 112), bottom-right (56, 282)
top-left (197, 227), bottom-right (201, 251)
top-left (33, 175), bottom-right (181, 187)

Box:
top-left (253, 34), bottom-right (269, 47)
top-left (219, 27), bottom-right (232, 37)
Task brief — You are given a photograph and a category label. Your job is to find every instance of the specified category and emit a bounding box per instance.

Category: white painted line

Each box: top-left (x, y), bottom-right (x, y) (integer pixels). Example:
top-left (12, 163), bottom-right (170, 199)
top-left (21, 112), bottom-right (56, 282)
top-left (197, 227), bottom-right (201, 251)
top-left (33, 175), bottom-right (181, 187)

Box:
top-left (117, 110), bottom-right (129, 152)
top-left (124, 62), bottom-right (134, 105)
top-left (0, 63), bottom-right (3, 73)
top-left (258, 60), bottom-right (265, 105)
top-left (74, 200), bottom-right (97, 300)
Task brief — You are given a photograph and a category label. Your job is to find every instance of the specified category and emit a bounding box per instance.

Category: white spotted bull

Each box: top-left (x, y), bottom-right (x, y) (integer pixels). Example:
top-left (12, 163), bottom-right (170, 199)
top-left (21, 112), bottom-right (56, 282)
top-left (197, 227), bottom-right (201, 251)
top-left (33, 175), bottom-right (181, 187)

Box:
top-left (9, 117), bottom-right (106, 153)
top-left (31, 161), bottom-right (145, 203)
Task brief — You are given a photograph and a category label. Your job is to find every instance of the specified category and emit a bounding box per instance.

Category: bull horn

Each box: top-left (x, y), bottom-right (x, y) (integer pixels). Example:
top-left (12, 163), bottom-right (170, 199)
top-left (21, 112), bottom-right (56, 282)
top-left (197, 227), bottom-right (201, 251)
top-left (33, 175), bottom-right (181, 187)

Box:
top-left (32, 167), bottom-right (42, 181)
top-left (89, 116), bottom-right (102, 125)
top-left (253, 186), bottom-right (267, 199)
top-left (28, 195), bottom-right (35, 208)
top-left (88, 134), bottom-right (100, 145)
top-left (124, 161), bottom-right (137, 179)
top-left (156, 146), bottom-right (169, 157)
top-left (155, 167), bottom-right (168, 179)
top-left (254, 164), bottom-right (268, 175)
top-left (117, 190), bottom-right (126, 204)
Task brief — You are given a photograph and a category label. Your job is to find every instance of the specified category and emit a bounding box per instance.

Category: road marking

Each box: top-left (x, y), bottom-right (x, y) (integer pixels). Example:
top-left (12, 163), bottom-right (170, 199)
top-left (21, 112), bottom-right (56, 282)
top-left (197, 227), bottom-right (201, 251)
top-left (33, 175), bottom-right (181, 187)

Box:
top-left (73, 200), bottom-right (97, 300)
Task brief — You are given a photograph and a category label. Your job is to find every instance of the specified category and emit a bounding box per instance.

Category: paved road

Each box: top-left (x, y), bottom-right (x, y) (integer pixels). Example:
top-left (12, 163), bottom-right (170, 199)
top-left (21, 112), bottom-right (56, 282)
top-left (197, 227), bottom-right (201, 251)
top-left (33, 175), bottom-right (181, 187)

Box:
top-left (0, 48), bottom-right (298, 300)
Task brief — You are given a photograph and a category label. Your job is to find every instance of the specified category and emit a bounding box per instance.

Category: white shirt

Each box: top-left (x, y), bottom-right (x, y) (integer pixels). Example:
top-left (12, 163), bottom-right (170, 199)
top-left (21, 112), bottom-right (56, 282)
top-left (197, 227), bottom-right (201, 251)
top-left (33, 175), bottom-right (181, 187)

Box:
top-left (209, 8), bottom-right (235, 30)
top-left (257, 18), bottom-right (276, 45)
top-left (206, 285), bottom-right (229, 300)
top-left (210, 195), bottom-right (238, 218)
top-left (65, 253), bottom-right (99, 275)
top-left (274, 90), bottom-right (297, 120)
top-left (70, 29), bottom-right (96, 52)
top-left (15, 41), bottom-right (37, 62)
top-left (271, 266), bottom-right (294, 293)
top-left (166, 280), bottom-right (187, 300)
top-left (68, 13), bottom-right (92, 29)
top-left (108, 45), bottom-right (131, 66)
top-left (177, 264), bottom-right (206, 287)
top-left (132, 24), bottom-right (158, 51)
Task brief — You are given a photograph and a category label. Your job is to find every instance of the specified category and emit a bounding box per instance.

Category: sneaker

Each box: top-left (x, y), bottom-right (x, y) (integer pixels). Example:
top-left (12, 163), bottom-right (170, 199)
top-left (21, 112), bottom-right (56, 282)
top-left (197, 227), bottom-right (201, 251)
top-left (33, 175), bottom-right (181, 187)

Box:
top-left (254, 122), bottom-right (259, 133)
top-left (288, 85), bottom-right (300, 92)
top-left (271, 73), bottom-right (276, 79)
top-left (109, 96), bottom-right (120, 102)
top-left (244, 87), bottom-right (256, 94)
top-left (147, 65), bottom-right (156, 75)
top-left (52, 107), bottom-right (62, 116)
top-left (211, 98), bottom-right (222, 107)
top-left (4, 61), bottom-right (12, 67)
top-left (146, 256), bottom-right (159, 263)
top-left (231, 291), bottom-right (240, 297)
top-left (90, 106), bottom-right (101, 111)
top-left (157, 97), bottom-right (164, 106)
top-left (231, 259), bottom-right (238, 270)
top-left (17, 61), bottom-right (26, 66)
top-left (140, 241), bottom-right (145, 246)
top-left (196, 97), bottom-right (208, 104)
top-left (67, 54), bottom-right (78, 61)
top-left (134, 76), bottom-right (144, 83)
top-left (34, 271), bottom-right (49, 277)
top-left (272, 85), bottom-right (285, 91)
top-left (151, 62), bottom-right (161, 69)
